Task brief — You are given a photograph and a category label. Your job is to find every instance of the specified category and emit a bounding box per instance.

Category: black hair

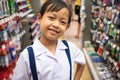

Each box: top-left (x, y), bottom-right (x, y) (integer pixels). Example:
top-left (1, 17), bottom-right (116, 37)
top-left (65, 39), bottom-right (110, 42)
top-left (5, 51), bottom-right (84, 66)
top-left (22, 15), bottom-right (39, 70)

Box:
top-left (40, 0), bottom-right (72, 24)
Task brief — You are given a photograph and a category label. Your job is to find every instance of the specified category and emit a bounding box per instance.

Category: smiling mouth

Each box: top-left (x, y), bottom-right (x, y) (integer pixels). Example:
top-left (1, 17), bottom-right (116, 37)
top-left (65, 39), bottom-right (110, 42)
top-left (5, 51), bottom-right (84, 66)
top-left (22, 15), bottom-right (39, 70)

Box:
top-left (48, 28), bottom-right (59, 34)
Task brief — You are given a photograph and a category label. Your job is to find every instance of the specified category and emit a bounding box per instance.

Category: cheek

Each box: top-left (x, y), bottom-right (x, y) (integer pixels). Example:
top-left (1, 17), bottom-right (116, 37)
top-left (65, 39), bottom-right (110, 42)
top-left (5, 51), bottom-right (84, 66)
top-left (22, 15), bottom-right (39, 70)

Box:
top-left (39, 19), bottom-right (48, 29)
top-left (61, 26), bottom-right (67, 32)
top-left (39, 22), bottom-right (46, 32)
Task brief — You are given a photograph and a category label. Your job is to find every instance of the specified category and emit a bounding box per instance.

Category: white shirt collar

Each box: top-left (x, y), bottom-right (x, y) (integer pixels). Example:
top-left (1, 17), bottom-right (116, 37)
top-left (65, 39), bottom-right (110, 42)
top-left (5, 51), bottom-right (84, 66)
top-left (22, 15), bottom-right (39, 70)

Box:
top-left (32, 38), bottom-right (68, 57)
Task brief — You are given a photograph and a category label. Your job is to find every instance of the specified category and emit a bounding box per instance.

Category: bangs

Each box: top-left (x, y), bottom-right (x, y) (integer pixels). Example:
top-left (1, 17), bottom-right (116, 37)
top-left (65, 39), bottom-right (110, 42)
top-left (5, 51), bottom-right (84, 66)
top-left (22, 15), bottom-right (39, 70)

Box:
top-left (40, 0), bottom-right (72, 24)
top-left (46, 3), bottom-right (65, 12)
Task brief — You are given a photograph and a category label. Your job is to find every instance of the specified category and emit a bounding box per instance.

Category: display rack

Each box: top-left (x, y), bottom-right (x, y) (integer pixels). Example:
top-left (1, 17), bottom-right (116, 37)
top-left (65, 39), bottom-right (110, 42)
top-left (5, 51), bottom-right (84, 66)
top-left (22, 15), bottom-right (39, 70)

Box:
top-left (16, 0), bottom-right (41, 50)
top-left (83, 44), bottom-right (102, 80)
top-left (21, 13), bottom-right (40, 50)
top-left (0, 13), bottom-right (24, 80)
top-left (0, 0), bottom-right (40, 79)
top-left (16, 0), bottom-right (33, 17)
top-left (83, 41), bottom-right (119, 80)
top-left (90, 0), bottom-right (120, 79)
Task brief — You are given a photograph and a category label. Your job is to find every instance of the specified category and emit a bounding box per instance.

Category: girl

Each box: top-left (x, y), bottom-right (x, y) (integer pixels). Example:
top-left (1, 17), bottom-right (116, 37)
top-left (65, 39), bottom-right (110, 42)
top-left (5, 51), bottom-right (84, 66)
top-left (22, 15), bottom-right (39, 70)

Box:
top-left (12, 0), bottom-right (86, 80)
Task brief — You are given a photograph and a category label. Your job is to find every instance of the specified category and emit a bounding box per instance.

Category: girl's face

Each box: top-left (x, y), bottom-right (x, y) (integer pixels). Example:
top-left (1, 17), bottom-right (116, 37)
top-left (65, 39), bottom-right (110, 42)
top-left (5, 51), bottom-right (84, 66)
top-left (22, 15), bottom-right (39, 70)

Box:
top-left (39, 8), bottom-right (70, 41)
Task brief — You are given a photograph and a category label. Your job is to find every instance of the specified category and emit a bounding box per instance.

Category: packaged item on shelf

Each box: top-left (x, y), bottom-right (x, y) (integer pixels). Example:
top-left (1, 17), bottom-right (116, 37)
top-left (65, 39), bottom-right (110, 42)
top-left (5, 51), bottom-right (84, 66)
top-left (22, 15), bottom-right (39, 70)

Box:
top-left (102, 50), bottom-right (109, 61)
top-left (0, 44), bottom-right (7, 56)
top-left (8, 0), bottom-right (15, 15)
top-left (0, 29), bottom-right (9, 42)
top-left (0, 20), bottom-right (6, 31)
top-left (2, 0), bottom-right (9, 17)
top-left (116, 0), bottom-right (120, 10)
top-left (9, 46), bottom-right (16, 60)
top-left (97, 44), bottom-right (104, 56)
top-left (28, 16), bottom-right (37, 25)
top-left (5, 0), bottom-right (10, 16)
top-left (30, 25), bottom-right (40, 40)
top-left (0, 0), bottom-right (3, 18)
top-left (103, 0), bottom-right (112, 6)
top-left (29, 22), bottom-right (38, 32)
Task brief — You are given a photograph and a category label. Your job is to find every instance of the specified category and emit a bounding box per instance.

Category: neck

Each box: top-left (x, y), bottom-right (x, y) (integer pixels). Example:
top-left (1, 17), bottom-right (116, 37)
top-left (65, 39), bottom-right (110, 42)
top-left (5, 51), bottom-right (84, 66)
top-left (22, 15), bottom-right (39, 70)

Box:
top-left (39, 37), bottom-right (58, 55)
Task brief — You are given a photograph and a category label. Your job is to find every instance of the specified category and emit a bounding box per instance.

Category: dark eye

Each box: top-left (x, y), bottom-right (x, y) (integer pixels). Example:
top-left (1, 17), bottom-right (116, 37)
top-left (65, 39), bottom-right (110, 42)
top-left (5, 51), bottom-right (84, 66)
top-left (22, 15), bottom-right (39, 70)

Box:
top-left (48, 16), bottom-right (55, 20)
top-left (61, 21), bottom-right (67, 25)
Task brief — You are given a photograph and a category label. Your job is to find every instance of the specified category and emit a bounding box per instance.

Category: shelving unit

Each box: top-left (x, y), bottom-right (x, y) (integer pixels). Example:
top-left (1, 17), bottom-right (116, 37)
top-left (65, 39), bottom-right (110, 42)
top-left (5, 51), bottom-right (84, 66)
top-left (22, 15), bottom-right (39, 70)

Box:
top-left (89, 0), bottom-right (120, 79)
top-left (83, 47), bottom-right (101, 80)
top-left (0, 13), bottom-right (24, 80)
top-left (16, 0), bottom-right (41, 50)
top-left (17, 0), bottom-right (33, 18)
top-left (0, 0), bottom-right (40, 79)
top-left (16, 0), bottom-right (26, 3)
top-left (83, 43), bottom-right (100, 80)
top-left (19, 9), bottom-right (33, 17)
top-left (21, 13), bottom-right (40, 50)
top-left (83, 41), bottom-right (119, 80)
top-left (18, 4), bottom-right (31, 10)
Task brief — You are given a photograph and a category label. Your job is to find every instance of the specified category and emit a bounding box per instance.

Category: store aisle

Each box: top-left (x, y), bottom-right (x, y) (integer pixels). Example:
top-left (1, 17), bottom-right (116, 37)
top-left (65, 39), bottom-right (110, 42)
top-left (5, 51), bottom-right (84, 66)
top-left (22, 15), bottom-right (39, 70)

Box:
top-left (63, 20), bottom-right (93, 80)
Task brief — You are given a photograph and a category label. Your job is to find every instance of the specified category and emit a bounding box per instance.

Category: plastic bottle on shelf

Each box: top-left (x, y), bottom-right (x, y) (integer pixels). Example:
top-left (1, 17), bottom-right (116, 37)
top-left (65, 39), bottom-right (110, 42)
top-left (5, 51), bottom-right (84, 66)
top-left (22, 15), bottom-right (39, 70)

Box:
top-left (8, 0), bottom-right (15, 15)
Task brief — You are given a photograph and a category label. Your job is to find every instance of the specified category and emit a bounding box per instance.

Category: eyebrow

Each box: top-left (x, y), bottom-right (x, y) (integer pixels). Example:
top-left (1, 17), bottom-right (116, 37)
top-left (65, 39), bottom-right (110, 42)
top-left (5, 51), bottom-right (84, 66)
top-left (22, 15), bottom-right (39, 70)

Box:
top-left (52, 12), bottom-right (68, 19)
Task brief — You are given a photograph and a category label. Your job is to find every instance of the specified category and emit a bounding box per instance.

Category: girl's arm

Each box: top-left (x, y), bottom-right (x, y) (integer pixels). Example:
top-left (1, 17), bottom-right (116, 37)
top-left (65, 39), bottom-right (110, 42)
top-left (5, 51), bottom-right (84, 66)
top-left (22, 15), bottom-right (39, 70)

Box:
top-left (74, 63), bottom-right (85, 80)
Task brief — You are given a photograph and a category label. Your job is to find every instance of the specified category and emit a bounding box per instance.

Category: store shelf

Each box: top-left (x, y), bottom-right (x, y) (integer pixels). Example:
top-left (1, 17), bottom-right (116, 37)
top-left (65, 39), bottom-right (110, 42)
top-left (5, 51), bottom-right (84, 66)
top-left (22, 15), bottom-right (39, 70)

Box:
top-left (90, 0), bottom-right (120, 79)
top-left (83, 48), bottom-right (102, 80)
top-left (16, 0), bottom-right (26, 3)
top-left (83, 40), bottom-right (120, 79)
top-left (20, 9), bottom-right (33, 17)
top-left (19, 4), bottom-right (31, 10)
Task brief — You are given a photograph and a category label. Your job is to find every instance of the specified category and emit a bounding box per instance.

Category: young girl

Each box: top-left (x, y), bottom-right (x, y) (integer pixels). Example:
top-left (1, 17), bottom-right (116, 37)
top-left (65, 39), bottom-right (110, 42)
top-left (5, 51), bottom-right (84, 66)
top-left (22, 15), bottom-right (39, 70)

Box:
top-left (12, 0), bottom-right (86, 80)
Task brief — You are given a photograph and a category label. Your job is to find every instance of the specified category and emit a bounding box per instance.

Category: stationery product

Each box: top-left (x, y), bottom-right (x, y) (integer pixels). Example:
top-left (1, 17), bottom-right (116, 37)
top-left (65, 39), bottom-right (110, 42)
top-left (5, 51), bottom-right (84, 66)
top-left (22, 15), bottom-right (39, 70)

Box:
top-left (8, 0), bottom-right (15, 15)
top-left (0, 0), bottom-right (3, 18)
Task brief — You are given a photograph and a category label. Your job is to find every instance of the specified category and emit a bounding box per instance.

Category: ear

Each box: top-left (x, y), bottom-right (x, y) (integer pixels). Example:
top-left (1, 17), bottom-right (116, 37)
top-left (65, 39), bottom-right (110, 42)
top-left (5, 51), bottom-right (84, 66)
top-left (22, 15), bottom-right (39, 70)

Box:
top-left (37, 13), bottom-right (41, 19)
top-left (37, 13), bottom-right (41, 24)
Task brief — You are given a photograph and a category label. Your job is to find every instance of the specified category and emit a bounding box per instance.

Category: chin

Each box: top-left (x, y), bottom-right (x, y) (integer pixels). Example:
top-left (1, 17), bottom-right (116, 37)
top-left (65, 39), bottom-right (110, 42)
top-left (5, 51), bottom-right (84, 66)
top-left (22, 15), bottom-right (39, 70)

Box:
top-left (48, 37), bottom-right (58, 41)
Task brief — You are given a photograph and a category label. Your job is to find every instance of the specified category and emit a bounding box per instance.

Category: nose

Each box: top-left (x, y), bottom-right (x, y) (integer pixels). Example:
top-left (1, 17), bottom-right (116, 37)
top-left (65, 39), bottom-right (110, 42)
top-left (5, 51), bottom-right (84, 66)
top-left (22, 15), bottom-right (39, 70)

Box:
top-left (52, 20), bottom-right (60, 28)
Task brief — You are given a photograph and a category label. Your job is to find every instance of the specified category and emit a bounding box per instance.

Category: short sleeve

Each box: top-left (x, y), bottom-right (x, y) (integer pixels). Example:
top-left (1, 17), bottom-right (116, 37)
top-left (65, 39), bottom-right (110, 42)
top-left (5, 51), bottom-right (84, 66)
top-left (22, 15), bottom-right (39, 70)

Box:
top-left (68, 41), bottom-right (86, 65)
top-left (12, 49), bottom-right (30, 80)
